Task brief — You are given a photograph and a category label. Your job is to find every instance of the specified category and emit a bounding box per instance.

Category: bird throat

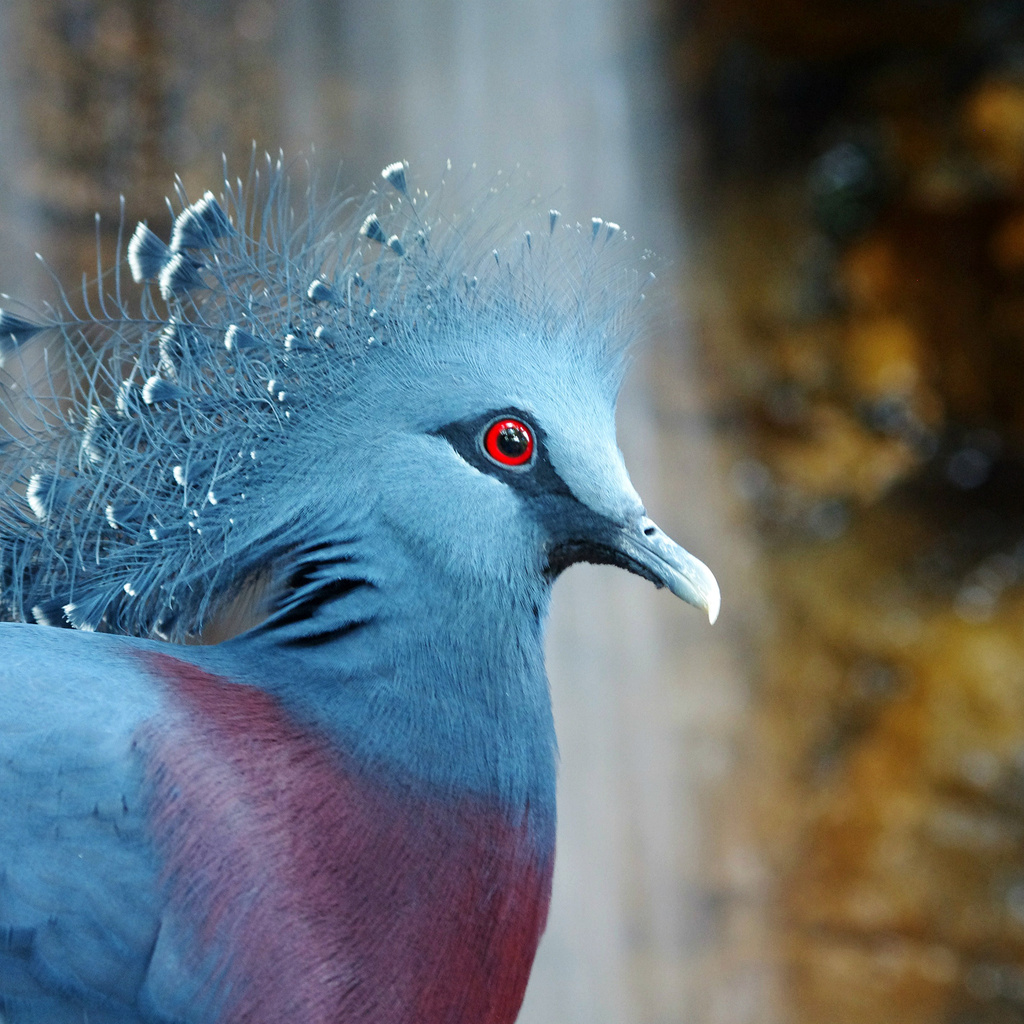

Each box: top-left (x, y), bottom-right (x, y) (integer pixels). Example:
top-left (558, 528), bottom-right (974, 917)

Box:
top-left (226, 551), bottom-right (560, 819)
top-left (137, 651), bottom-right (554, 1024)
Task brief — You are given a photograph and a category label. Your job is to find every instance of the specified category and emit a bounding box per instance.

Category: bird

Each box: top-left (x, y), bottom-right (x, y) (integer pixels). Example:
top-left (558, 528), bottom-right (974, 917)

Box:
top-left (0, 156), bottom-right (719, 1024)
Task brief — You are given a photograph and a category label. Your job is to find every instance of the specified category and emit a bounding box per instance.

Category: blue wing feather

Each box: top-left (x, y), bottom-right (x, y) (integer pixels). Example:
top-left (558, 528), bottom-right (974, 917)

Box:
top-left (0, 625), bottom-right (172, 1023)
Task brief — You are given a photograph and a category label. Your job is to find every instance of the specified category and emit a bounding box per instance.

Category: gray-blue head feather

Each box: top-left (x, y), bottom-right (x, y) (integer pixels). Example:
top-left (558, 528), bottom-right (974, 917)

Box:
top-left (0, 155), bottom-right (718, 651)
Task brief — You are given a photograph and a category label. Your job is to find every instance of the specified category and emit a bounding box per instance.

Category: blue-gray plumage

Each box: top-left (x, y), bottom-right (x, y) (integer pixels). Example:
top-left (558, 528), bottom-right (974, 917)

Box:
top-left (0, 157), bottom-right (719, 1024)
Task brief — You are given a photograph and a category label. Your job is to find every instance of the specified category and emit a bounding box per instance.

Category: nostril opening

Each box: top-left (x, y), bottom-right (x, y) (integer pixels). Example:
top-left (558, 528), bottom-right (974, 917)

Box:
top-left (643, 525), bottom-right (656, 537)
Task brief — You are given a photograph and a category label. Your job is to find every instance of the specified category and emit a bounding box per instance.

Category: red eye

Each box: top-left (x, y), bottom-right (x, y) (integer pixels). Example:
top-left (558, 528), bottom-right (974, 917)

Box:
top-left (483, 418), bottom-right (534, 467)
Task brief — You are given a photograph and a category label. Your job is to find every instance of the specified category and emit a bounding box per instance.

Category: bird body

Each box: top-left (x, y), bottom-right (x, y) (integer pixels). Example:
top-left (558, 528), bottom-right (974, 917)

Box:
top-left (0, 158), bottom-right (718, 1022)
top-left (1, 624), bottom-right (552, 1023)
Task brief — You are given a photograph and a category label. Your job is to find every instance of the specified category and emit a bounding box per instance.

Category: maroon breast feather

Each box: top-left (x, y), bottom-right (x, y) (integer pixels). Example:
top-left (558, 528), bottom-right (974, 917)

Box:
top-left (137, 651), bottom-right (553, 1024)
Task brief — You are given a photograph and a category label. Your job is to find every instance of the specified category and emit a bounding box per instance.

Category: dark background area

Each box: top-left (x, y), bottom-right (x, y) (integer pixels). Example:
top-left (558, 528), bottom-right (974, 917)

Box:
top-left (670, 2), bottom-right (1024, 1023)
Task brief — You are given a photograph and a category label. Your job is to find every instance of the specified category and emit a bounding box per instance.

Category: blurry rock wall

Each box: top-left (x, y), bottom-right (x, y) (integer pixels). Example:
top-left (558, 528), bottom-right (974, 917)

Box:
top-left (668, 2), bottom-right (1024, 1022)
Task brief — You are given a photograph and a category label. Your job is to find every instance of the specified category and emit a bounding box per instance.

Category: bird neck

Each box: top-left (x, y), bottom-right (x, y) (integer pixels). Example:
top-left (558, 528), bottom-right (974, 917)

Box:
top-left (212, 555), bottom-right (558, 843)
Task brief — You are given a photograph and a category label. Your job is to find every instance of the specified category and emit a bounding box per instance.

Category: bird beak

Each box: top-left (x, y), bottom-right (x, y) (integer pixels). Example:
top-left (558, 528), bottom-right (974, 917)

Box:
top-left (613, 516), bottom-right (721, 624)
top-left (543, 501), bottom-right (720, 623)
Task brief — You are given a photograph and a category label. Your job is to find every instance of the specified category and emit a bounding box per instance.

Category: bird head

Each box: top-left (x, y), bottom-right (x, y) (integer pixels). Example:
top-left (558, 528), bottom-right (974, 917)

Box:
top-left (0, 158), bottom-right (718, 639)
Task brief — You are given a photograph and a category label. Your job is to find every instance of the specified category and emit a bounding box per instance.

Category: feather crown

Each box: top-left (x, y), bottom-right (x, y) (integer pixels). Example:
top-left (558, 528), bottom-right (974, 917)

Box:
top-left (0, 155), bottom-right (652, 640)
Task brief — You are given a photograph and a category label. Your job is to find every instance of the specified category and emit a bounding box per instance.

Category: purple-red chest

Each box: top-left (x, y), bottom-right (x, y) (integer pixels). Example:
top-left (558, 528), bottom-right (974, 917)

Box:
top-left (137, 652), bottom-right (554, 1024)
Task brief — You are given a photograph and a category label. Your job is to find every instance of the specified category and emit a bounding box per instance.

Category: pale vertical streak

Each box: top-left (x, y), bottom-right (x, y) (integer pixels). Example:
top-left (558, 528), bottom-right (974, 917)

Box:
top-left (270, 0), bottom-right (748, 1020)
top-left (332, 2), bottom-right (693, 1022)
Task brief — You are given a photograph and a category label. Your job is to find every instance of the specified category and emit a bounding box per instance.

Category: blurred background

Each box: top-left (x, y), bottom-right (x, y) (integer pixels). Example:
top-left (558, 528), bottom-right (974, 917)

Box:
top-left (7, 1), bottom-right (1024, 1023)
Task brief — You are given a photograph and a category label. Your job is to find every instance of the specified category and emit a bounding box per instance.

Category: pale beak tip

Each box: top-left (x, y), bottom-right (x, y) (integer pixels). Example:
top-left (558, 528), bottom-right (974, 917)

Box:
top-left (707, 580), bottom-right (721, 625)
top-left (616, 515), bottom-right (721, 625)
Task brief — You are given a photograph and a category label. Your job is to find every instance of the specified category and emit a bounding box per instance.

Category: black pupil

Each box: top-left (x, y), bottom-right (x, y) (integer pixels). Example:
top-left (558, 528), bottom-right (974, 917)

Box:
top-left (497, 424), bottom-right (529, 458)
